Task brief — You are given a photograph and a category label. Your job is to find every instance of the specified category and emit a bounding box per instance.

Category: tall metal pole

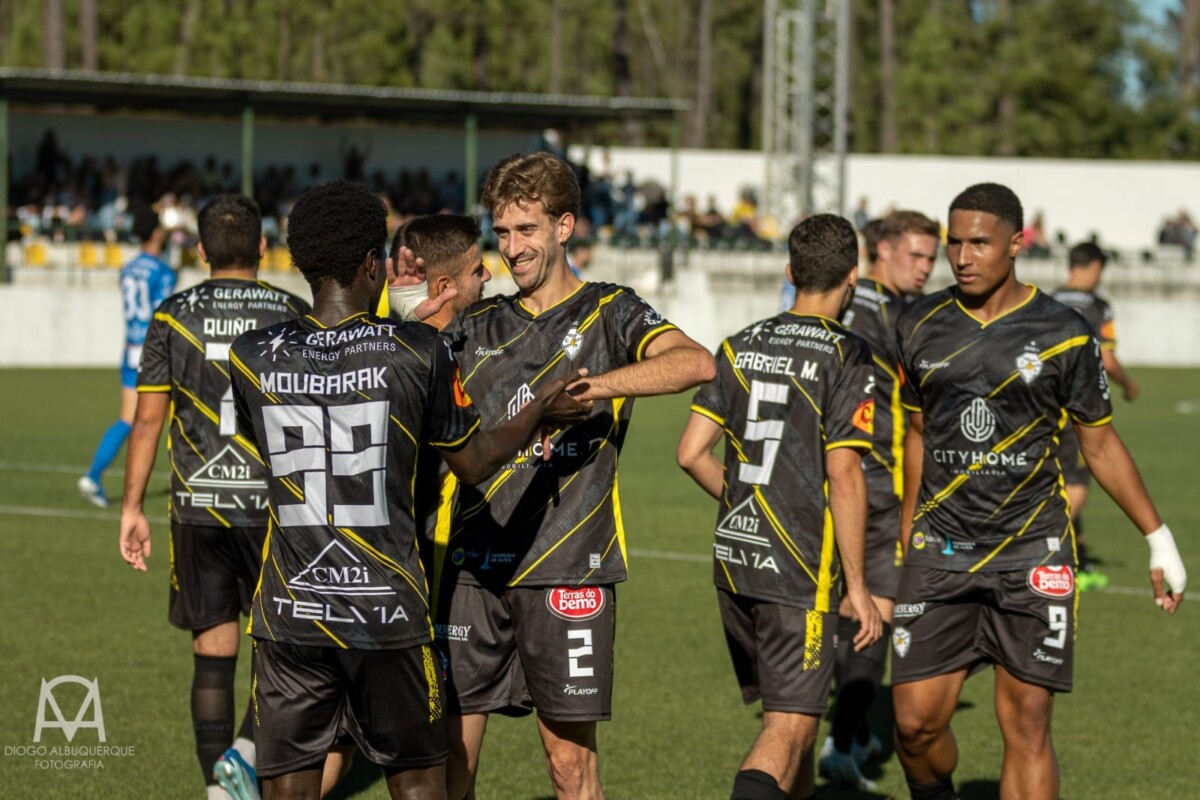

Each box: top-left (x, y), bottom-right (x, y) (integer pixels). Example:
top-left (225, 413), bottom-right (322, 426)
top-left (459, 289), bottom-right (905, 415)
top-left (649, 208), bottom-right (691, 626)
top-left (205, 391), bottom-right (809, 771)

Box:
top-left (241, 105), bottom-right (255, 198)
top-left (762, 0), bottom-right (777, 209)
top-left (0, 96), bottom-right (8, 283)
top-left (834, 0), bottom-right (851, 217)
top-left (465, 112), bottom-right (478, 213)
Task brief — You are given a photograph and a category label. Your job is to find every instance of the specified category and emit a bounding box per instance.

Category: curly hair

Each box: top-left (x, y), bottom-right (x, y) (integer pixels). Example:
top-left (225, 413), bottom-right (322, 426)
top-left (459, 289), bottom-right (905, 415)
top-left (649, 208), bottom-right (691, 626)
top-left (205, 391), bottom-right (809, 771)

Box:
top-left (198, 194), bottom-right (261, 269)
top-left (480, 152), bottom-right (580, 220)
top-left (949, 183), bottom-right (1023, 234)
top-left (287, 181), bottom-right (387, 290)
top-left (787, 214), bottom-right (859, 292)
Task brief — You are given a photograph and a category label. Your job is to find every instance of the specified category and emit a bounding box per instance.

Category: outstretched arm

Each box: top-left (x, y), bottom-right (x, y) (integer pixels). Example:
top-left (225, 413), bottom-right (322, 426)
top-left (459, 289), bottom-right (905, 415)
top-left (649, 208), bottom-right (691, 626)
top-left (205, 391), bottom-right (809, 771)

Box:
top-left (676, 412), bottom-right (725, 500)
top-left (119, 392), bottom-right (169, 571)
top-left (1076, 421), bottom-right (1185, 613)
top-left (440, 370), bottom-right (591, 486)
top-left (827, 446), bottom-right (882, 650)
top-left (568, 330), bottom-right (716, 401)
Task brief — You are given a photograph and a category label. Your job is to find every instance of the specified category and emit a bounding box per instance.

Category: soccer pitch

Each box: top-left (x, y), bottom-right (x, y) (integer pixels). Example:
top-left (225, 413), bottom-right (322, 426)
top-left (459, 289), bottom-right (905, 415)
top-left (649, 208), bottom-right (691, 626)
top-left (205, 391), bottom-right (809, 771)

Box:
top-left (0, 367), bottom-right (1197, 799)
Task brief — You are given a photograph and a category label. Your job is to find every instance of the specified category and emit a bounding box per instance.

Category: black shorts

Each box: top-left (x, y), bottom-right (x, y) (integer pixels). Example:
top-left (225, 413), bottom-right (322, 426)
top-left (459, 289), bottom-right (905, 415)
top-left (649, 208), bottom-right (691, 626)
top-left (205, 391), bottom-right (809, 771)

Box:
top-left (864, 498), bottom-right (902, 599)
top-left (1056, 427), bottom-right (1091, 487)
top-left (251, 639), bottom-right (447, 779)
top-left (169, 522), bottom-right (266, 631)
top-left (890, 565), bottom-right (1077, 693)
top-left (435, 582), bottom-right (616, 722)
top-left (716, 589), bottom-right (836, 714)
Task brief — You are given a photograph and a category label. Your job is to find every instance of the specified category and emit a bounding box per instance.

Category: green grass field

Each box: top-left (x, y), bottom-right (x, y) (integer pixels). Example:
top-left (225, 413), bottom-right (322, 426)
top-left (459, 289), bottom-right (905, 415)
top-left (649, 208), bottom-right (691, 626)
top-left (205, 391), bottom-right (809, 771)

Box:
top-left (1, 367), bottom-right (1197, 799)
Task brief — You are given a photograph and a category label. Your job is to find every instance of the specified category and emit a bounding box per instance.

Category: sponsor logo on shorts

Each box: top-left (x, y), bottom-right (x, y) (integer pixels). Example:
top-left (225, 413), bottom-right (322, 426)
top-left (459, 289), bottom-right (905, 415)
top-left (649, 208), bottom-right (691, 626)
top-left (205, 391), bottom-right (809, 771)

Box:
top-left (892, 626), bottom-right (912, 658)
top-left (893, 603), bottom-right (926, 619)
top-left (475, 346), bottom-right (504, 357)
top-left (434, 623), bottom-right (472, 642)
top-left (1028, 565), bottom-right (1074, 598)
top-left (1033, 648), bottom-right (1064, 666)
top-left (451, 548), bottom-right (466, 566)
top-left (563, 684), bottom-right (600, 696)
top-left (912, 532), bottom-right (926, 550)
top-left (1046, 537), bottom-right (1061, 552)
top-left (546, 586), bottom-right (606, 621)
top-left (589, 553), bottom-right (602, 569)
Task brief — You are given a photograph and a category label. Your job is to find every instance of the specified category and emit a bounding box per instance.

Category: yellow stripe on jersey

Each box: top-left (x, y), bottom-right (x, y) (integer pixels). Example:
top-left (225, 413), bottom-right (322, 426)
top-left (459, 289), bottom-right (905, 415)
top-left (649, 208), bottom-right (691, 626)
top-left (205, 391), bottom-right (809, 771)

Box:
top-left (909, 297), bottom-right (955, 339)
top-left (249, 521), bottom-right (276, 640)
top-left (826, 439), bottom-right (872, 452)
top-left (635, 324), bottom-right (678, 361)
top-left (336, 527), bottom-right (428, 606)
top-left (205, 507), bottom-right (231, 527)
top-left (431, 417), bottom-right (481, 450)
top-left (988, 335), bottom-right (1091, 399)
top-left (389, 330), bottom-right (427, 367)
top-left (690, 404), bottom-right (725, 427)
top-left (955, 285), bottom-right (1038, 328)
top-left (891, 375), bottom-right (905, 499)
top-left (279, 476), bottom-right (304, 502)
top-left (154, 311), bottom-right (205, 354)
top-left (517, 281), bottom-right (589, 318)
top-left (722, 340), bottom-right (750, 393)
top-left (803, 610), bottom-right (824, 669)
top-left (719, 559), bottom-right (738, 594)
top-left (969, 494), bottom-right (1051, 572)
top-left (267, 551), bottom-right (349, 648)
top-left (464, 319), bottom-right (537, 385)
top-left (919, 338), bottom-right (982, 389)
top-left (752, 486), bottom-right (817, 585)
top-left (423, 644), bottom-right (444, 722)
top-left (175, 383), bottom-right (220, 426)
top-left (789, 375), bottom-right (822, 417)
top-left (510, 485), bottom-right (615, 586)
top-left (230, 351), bottom-right (260, 390)
top-left (1071, 414), bottom-right (1112, 428)
top-left (989, 450), bottom-right (1049, 519)
top-left (814, 483), bottom-right (836, 614)
top-left (431, 472), bottom-right (459, 619)
top-left (818, 318), bottom-right (845, 361)
top-left (390, 414), bottom-right (418, 447)
top-left (138, 385), bottom-right (170, 393)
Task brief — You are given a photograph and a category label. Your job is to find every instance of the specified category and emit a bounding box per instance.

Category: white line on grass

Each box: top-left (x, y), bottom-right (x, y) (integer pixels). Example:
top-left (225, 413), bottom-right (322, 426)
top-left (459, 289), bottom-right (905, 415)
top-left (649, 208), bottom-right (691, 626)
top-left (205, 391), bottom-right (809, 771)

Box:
top-left (0, 504), bottom-right (1156, 600)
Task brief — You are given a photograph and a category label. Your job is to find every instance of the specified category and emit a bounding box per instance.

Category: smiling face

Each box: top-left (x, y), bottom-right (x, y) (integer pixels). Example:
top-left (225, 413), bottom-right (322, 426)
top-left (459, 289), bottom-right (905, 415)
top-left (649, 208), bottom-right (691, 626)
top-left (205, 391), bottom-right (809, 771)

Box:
top-left (946, 209), bottom-right (1023, 299)
top-left (492, 199), bottom-right (574, 294)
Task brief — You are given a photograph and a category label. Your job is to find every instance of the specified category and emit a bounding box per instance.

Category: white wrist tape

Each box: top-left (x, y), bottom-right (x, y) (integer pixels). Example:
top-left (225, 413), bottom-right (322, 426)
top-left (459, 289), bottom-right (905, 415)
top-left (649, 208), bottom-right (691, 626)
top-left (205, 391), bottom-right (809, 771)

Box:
top-left (388, 282), bottom-right (428, 322)
top-left (1146, 524), bottom-right (1187, 594)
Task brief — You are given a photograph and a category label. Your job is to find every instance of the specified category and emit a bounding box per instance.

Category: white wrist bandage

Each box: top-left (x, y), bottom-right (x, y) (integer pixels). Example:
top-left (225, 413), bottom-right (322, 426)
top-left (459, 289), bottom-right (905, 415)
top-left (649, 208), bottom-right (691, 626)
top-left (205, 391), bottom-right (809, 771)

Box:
top-left (388, 282), bottom-right (428, 322)
top-left (1146, 524), bottom-right (1187, 594)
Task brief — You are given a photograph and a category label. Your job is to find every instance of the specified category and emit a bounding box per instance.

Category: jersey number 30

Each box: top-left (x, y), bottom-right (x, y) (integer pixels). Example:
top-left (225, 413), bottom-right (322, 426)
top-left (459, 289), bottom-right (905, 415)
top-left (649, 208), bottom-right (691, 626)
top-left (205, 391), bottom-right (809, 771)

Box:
top-left (261, 402), bottom-right (390, 527)
top-left (739, 379), bottom-right (788, 486)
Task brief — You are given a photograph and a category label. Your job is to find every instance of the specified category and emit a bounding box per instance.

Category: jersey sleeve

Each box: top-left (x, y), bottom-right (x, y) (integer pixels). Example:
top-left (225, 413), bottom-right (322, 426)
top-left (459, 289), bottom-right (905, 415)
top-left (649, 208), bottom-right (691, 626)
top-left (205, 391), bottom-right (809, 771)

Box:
top-left (136, 313), bottom-right (171, 392)
top-left (897, 323), bottom-right (922, 413)
top-left (1096, 298), bottom-right (1117, 350)
top-left (1061, 335), bottom-right (1114, 427)
top-left (825, 340), bottom-right (875, 451)
top-left (428, 336), bottom-right (481, 450)
top-left (689, 342), bottom-right (729, 426)
top-left (610, 289), bottom-right (678, 364)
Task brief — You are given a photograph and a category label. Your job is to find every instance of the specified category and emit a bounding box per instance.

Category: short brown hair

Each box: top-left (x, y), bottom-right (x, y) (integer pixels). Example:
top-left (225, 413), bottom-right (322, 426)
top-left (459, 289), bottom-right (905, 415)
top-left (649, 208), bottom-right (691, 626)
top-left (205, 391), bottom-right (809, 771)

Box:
top-left (480, 152), bottom-right (580, 220)
top-left (391, 214), bottom-right (481, 281)
top-left (880, 210), bottom-right (940, 242)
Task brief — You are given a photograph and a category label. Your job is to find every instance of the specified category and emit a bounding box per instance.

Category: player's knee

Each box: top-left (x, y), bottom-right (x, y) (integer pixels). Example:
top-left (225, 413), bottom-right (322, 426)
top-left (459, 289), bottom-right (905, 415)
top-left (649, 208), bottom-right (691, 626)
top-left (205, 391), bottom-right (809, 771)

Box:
top-left (544, 746), bottom-right (594, 794)
top-left (894, 704), bottom-right (944, 753)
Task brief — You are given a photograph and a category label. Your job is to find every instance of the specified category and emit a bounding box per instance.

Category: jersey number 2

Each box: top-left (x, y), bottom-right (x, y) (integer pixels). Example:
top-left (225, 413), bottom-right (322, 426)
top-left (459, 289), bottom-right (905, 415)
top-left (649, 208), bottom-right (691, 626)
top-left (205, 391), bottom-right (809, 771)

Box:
top-left (261, 402), bottom-right (390, 528)
top-left (738, 379), bottom-right (788, 486)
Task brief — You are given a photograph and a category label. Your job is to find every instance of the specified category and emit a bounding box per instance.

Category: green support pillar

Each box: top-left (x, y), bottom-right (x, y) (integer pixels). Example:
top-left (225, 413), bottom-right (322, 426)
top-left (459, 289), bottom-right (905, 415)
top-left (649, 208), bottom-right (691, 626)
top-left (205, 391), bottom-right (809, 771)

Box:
top-left (465, 113), bottom-right (478, 214)
top-left (241, 105), bottom-right (255, 198)
top-left (663, 111), bottom-right (681, 284)
top-left (0, 96), bottom-right (8, 283)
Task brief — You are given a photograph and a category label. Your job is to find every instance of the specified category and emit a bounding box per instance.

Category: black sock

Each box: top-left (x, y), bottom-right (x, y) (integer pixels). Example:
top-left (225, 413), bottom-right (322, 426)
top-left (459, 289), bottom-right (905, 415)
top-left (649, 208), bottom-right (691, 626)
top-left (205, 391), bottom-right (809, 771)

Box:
top-left (831, 618), bottom-right (888, 753)
top-left (907, 778), bottom-right (957, 800)
top-left (730, 768), bottom-right (787, 800)
top-left (192, 654), bottom-right (237, 785)
top-left (237, 696), bottom-right (255, 742)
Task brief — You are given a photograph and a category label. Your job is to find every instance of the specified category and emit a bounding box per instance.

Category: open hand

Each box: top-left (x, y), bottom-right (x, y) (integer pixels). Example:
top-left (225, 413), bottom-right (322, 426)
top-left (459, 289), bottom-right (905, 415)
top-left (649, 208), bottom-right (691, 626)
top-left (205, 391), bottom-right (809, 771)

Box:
top-left (119, 510), bottom-right (152, 572)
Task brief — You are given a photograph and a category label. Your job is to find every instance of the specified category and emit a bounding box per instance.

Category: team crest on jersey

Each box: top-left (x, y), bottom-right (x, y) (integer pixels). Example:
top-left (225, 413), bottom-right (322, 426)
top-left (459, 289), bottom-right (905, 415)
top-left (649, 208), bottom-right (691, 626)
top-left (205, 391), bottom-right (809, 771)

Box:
top-left (643, 307), bottom-right (665, 327)
top-left (561, 323), bottom-right (583, 361)
top-left (892, 626), bottom-right (912, 658)
top-left (546, 586), bottom-right (605, 621)
top-left (1028, 565), bottom-right (1074, 598)
top-left (852, 399), bottom-right (875, 434)
top-left (959, 397), bottom-right (996, 443)
top-left (1016, 342), bottom-right (1043, 384)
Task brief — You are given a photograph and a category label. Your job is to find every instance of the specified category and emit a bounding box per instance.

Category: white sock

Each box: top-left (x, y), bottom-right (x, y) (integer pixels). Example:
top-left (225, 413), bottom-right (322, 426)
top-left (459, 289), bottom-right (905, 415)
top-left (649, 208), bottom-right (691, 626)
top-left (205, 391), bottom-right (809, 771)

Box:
top-left (232, 736), bottom-right (256, 768)
top-left (207, 785), bottom-right (232, 800)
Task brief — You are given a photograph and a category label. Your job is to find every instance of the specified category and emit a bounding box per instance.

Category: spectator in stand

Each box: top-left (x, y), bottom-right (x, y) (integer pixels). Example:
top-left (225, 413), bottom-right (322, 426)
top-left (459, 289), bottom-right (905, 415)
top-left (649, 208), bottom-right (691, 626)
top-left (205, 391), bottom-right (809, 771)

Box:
top-left (1022, 210), bottom-right (1051, 258)
top-left (731, 188), bottom-right (761, 240)
top-left (1158, 210), bottom-right (1197, 261)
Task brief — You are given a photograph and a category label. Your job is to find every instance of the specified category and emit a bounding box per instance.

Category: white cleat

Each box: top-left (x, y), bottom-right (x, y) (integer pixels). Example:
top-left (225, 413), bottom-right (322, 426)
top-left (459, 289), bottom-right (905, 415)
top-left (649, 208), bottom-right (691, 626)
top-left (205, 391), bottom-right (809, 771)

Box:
top-left (819, 748), bottom-right (878, 793)
top-left (77, 476), bottom-right (108, 508)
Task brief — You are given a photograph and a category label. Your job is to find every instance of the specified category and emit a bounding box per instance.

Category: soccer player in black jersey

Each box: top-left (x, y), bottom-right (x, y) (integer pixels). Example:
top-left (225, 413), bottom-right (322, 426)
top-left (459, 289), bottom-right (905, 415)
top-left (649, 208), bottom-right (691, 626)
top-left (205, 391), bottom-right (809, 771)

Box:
top-left (226, 181), bottom-right (587, 800)
top-left (892, 183), bottom-right (1186, 800)
top-left (1051, 242), bottom-right (1140, 593)
top-left (820, 210), bottom-right (939, 790)
top-left (678, 213), bottom-right (882, 800)
top-left (118, 195), bottom-right (310, 800)
top-left (435, 152), bottom-right (715, 800)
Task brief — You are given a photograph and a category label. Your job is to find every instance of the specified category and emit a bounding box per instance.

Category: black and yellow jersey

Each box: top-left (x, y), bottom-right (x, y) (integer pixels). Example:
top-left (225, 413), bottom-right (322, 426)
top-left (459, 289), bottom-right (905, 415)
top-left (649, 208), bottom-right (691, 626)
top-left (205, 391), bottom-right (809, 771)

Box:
top-left (137, 278), bottom-right (310, 527)
top-left (1051, 288), bottom-right (1116, 351)
top-left (843, 277), bottom-right (906, 504)
top-left (229, 313), bottom-right (479, 650)
top-left (691, 313), bottom-right (874, 611)
top-left (897, 287), bottom-right (1113, 572)
top-left (438, 281), bottom-right (677, 589)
